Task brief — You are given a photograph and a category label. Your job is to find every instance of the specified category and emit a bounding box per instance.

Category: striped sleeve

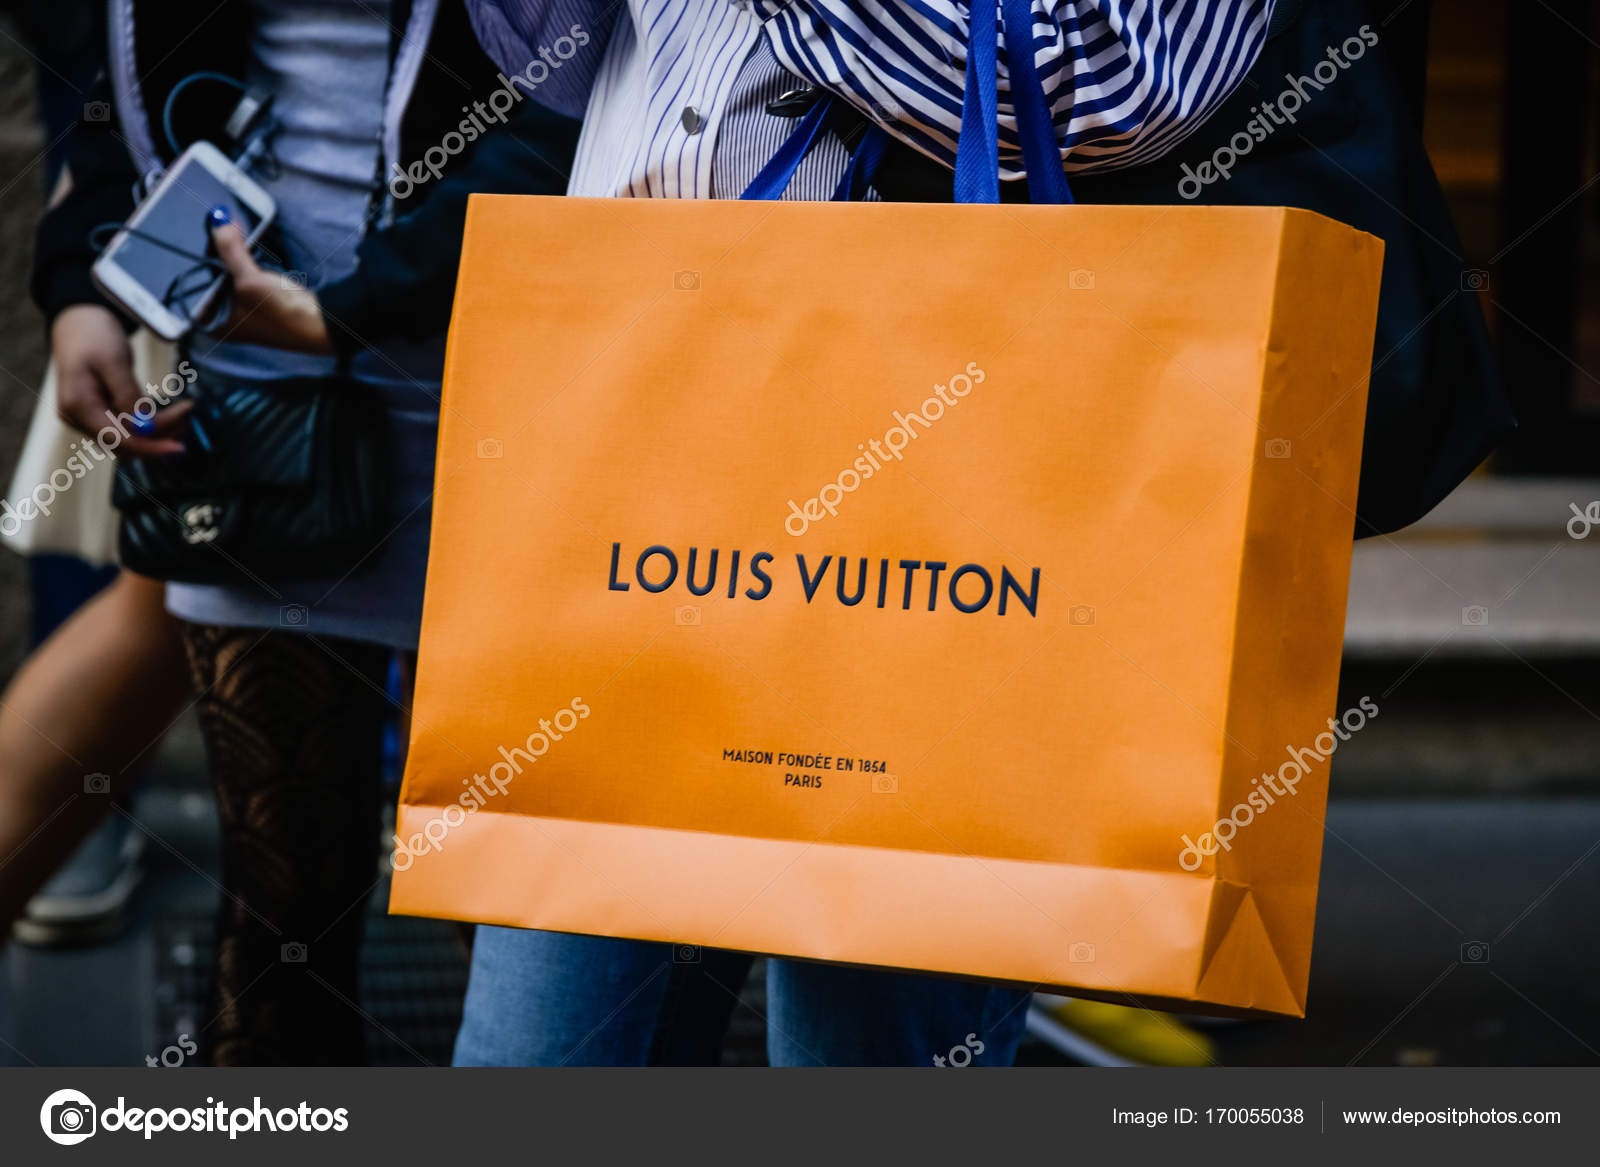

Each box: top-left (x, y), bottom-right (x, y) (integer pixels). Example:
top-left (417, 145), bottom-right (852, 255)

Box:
top-left (461, 0), bottom-right (620, 119)
top-left (749, 0), bottom-right (1275, 177)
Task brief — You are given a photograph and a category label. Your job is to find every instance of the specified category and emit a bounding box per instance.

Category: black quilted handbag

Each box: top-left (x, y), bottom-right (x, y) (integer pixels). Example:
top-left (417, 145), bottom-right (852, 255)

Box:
top-left (112, 370), bottom-right (389, 585)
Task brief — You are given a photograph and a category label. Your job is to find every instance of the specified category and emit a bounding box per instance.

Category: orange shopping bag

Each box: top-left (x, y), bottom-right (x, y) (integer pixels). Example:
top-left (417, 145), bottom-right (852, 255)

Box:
top-left (389, 187), bottom-right (1383, 1017)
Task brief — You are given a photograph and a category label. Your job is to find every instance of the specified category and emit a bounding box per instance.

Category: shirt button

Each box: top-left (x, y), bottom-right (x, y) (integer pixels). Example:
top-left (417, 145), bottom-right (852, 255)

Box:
top-left (681, 105), bottom-right (704, 134)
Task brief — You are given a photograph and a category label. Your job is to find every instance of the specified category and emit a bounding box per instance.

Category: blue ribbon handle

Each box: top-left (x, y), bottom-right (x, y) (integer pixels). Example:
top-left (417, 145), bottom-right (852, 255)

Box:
top-left (742, 0), bottom-right (1072, 205)
top-left (953, 0), bottom-right (1001, 203)
top-left (741, 98), bottom-right (839, 201)
top-left (740, 95), bottom-right (894, 202)
top-left (952, 0), bottom-right (1076, 203)
top-left (994, 0), bottom-right (1074, 204)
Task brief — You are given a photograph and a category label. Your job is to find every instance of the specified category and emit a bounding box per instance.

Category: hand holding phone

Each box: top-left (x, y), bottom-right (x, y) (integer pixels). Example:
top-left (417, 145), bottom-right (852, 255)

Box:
top-left (204, 217), bottom-right (332, 354)
top-left (92, 141), bottom-right (276, 341)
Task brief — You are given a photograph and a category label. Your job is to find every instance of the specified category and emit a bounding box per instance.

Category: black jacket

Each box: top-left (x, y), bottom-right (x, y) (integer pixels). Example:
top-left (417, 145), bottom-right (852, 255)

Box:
top-left (31, 0), bottom-right (580, 356)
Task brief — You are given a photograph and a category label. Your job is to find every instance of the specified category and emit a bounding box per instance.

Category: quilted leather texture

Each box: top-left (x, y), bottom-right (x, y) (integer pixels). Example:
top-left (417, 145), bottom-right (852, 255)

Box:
top-left (113, 372), bottom-right (389, 585)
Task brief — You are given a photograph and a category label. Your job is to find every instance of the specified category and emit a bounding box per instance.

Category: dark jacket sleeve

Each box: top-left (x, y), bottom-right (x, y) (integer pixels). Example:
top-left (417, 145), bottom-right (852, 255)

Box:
top-left (30, 74), bottom-right (142, 327)
top-left (317, 97), bottom-right (581, 358)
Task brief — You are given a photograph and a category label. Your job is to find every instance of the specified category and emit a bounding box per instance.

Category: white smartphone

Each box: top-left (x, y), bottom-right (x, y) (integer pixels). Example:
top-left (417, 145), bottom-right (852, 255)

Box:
top-left (92, 141), bottom-right (276, 341)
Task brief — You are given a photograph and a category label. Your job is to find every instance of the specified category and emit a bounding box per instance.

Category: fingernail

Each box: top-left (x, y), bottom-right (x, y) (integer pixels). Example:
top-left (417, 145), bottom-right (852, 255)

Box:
top-left (129, 413), bottom-right (156, 436)
top-left (208, 205), bottom-right (231, 228)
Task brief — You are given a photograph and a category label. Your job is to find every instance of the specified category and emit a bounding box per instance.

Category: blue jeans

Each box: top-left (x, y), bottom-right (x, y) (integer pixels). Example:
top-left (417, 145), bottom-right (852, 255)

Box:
top-left (453, 927), bottom-right (1031, 1067)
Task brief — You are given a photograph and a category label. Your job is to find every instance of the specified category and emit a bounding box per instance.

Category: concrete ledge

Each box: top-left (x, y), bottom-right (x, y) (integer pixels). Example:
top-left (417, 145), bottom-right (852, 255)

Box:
top-left (1344, 478), bottom-right (1600, 658)
top-left (1403, 476), bottom-right (1600, 535)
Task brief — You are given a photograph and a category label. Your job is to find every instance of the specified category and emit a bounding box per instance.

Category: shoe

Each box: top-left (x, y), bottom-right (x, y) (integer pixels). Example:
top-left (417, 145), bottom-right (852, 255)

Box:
top-left (1026, 994), bottom-right (1217, 1066)
top-left (11, 813), bottom-right (145, 946)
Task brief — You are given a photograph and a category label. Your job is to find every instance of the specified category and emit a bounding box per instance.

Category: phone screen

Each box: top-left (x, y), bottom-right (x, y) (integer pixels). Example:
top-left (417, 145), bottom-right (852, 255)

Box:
top-left (104, 157), bottom-right (263, 324)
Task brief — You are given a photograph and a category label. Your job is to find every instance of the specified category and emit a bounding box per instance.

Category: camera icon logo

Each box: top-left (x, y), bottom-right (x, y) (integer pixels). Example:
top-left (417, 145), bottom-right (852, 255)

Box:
top-left (83, 772), bottom-right (111, 795)
top-left (281, 942), bottom-right (308, 963)
top-left (40, 1088), bottom-right (97, 1145)
top-left (1069, 941), bottom-right (1097, 963)
top-left (674, 605), bottom-right (701, 627)
top-left (872, 774), bottom-right (899, 794)
top-left (476, 438), bottom-right (504, 459)
top-left (1460, 941), bottom-right (1490, 964)
top-left (1069, 268), bottom-right (1096, 290)
top-left (1462, 605), bottom-right (1489, 627)
top-left (674, 269), bottom-right (701, 290)
top-left (1069, 604), bottom-right (1096, 627)
top-left (280, 603), bottom-right (308, 627)
top-left (674, 944), bottom-right (702, 963)
top-left (278, 270), bottom-right (308, 291)
top-left (1264, 438), bottom-right (1292, 459)
top-left (83, 101), bottom-right (111, 123)
top-left (1460, 269), bottom-right (1490, 292)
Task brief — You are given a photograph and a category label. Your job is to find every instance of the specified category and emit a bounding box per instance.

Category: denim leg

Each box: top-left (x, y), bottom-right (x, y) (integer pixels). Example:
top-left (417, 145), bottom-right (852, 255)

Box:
top-left (452, 927), bottom-right (677, 1066)
top-left (764, 961), bottom-right (1031, 1067)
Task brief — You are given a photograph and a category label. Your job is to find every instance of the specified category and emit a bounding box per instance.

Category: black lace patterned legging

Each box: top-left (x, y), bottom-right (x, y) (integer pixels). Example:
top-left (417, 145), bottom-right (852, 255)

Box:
top-left (179, 622), bottom-right (394, 1066)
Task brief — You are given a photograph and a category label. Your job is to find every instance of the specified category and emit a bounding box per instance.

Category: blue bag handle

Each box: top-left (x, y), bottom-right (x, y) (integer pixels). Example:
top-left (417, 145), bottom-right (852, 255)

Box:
top-left (742, 0), bottom-right (1072, 205)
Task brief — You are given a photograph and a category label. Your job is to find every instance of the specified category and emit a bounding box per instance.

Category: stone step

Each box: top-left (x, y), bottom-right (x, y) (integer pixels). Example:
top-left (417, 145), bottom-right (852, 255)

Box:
top-left (1345, 477), bottom-right (1600, 659)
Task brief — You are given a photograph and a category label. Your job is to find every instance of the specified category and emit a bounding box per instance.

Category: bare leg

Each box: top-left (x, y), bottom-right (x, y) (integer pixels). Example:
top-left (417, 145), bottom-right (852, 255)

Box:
top-left (0, 570), bottom-right (190, 938)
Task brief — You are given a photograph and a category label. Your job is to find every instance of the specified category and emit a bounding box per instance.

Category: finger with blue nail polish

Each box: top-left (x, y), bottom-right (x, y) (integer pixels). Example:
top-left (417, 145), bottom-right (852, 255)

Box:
top-left (207, 205), bottom-right (231, 228)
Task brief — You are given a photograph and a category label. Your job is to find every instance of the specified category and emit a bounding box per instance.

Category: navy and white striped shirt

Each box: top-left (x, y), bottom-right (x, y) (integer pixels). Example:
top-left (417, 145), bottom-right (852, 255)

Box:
top-left (464, 1), bottom-right (1275, 198)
